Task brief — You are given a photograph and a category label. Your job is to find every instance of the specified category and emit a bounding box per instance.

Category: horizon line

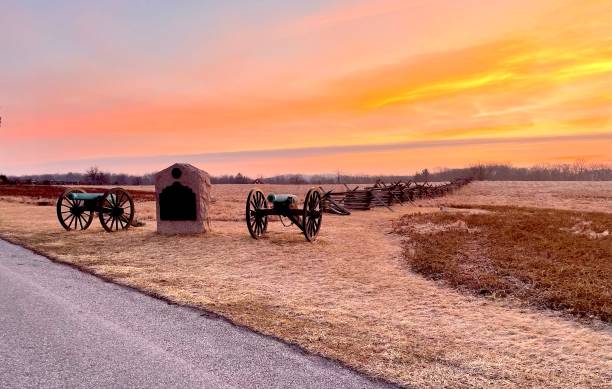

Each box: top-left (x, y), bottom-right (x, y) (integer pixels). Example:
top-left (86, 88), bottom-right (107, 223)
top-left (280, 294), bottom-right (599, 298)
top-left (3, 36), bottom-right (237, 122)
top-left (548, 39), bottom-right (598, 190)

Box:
top-left (3, 132), bottom-right (611, 176)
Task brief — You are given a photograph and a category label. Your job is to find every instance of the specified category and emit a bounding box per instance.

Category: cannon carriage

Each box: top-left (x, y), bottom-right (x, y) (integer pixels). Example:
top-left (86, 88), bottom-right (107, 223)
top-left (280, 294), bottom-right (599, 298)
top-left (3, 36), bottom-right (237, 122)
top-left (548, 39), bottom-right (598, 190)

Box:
top-left (245, 188), bottom-right (322, 241)
top-left (56, 187), bottom-right (134, 232)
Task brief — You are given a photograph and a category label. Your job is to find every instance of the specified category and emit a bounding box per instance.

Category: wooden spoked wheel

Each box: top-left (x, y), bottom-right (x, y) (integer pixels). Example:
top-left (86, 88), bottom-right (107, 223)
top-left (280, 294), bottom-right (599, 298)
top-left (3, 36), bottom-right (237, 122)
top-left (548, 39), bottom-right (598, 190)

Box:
top-left (246, 189), bottom-right (268, 239)
top-left (303, 188), bottom-right (322, 242)
top-left (56, 188), bottom-right (94, 231)
top-left (99, 188), bottom-right (134, 232)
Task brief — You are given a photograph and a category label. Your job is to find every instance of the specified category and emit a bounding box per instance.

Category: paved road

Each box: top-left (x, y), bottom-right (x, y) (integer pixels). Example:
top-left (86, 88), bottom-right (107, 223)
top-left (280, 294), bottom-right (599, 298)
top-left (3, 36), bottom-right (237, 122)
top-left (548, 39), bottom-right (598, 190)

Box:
top-left (0, 239), bottom-right (391, 389)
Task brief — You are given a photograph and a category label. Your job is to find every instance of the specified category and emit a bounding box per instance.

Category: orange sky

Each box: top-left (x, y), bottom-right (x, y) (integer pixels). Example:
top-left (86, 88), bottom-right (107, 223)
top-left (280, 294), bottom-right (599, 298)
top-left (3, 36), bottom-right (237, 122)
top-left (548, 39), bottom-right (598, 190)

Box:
top-left (1, 0), bottom-right (611, 175)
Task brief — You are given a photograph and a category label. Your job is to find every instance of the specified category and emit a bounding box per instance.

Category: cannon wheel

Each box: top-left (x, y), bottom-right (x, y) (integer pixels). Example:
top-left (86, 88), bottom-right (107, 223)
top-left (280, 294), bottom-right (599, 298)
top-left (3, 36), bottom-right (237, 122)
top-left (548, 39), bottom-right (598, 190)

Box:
top-left (56, 188), bottom-right (94, 231)
top-left (246, 189), bottom-right (268, 239)
top-left (303, 188), bottom-right (322, 241)
top-left (99, 188), bottom-right (134, 232)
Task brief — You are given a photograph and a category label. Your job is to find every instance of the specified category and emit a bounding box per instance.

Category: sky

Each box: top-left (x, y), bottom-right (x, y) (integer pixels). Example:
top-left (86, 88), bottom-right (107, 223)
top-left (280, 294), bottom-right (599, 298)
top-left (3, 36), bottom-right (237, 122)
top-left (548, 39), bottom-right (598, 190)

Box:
top-left (1, 0), bottom-right (611, 176)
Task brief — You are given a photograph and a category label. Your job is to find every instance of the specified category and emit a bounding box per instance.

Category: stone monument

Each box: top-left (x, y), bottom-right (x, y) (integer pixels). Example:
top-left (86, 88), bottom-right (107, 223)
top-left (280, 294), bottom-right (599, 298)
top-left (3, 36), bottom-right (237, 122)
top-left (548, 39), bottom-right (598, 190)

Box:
top-left (154, 163), bottom-right (211, 234)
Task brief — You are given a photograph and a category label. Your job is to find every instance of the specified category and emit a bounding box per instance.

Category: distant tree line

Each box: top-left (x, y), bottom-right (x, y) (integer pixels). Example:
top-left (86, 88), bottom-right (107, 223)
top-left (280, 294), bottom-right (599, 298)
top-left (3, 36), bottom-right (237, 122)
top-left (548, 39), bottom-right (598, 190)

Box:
top-left (0, 167), bottom-right (156, 186)
top-left (426, 163), bottom-right (612, 181)
top-left (1, 163), bottom-right (610, 186)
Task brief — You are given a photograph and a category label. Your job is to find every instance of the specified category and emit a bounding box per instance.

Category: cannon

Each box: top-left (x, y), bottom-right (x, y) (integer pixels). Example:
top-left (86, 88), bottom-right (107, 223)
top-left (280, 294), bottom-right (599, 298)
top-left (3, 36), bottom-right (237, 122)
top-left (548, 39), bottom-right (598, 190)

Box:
top-left (56, 187), bottom-right (134, 232)
top-left (245, 188), bottom-right (322, 241)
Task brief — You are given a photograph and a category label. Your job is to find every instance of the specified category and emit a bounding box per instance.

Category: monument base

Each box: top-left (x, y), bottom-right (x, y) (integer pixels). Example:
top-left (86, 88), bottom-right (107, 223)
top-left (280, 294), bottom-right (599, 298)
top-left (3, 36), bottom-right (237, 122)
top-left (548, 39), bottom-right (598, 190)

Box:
top-left (156, 220), bottom-right (208, 235)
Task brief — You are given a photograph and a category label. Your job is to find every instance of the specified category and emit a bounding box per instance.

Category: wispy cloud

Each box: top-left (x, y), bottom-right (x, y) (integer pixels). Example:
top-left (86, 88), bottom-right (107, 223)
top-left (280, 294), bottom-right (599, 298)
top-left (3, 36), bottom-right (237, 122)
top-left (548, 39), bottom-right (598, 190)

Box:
top-left (5, 132), bottom-right (609, 175)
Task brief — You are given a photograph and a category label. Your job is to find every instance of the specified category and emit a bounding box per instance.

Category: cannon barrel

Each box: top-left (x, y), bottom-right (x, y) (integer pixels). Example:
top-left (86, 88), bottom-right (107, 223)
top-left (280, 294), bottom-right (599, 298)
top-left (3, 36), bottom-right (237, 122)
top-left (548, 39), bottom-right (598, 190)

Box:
top-left (266, 193), bottom-right (297, 204)
top-left (68, 192), bottom-right (104, 201)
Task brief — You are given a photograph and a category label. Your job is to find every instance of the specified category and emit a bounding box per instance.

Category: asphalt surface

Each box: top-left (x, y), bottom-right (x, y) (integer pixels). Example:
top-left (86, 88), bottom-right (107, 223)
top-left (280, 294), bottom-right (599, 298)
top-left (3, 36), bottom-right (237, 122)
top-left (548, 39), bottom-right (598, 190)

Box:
top-left (0, 239), bottom-right (391, 388)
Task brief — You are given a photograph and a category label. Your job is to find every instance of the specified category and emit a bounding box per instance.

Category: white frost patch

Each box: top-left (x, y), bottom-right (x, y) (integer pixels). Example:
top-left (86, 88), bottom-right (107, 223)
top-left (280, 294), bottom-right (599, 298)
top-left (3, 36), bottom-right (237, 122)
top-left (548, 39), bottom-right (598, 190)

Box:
top-left (561, 221), bottom-right (610, 239)
top-left (439, 206), bottom-right (491, 214)
top-left (399, 220), bottom-right (479, 235)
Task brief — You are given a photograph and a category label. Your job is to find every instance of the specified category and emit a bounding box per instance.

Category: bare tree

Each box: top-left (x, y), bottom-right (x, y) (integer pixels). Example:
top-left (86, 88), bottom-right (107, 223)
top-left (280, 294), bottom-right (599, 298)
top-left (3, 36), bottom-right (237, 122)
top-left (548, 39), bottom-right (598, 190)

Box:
top-left (85, 166), bottom-right (101, 184)
top-left (85, 166), bottom-right (110, 185)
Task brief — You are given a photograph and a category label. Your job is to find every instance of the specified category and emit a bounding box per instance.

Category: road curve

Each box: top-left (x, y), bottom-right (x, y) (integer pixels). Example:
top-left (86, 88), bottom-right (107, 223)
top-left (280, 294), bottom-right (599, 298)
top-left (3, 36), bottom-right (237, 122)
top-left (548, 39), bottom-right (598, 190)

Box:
top-left (0, 239), bottom-right (392, 389)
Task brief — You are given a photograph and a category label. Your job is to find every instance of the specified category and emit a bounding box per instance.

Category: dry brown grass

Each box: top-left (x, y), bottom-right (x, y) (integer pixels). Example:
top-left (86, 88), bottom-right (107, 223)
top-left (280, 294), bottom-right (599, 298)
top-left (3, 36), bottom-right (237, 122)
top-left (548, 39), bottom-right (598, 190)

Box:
top-left (424, 181), bottom-right (612, 213)
top-left (0, 182), bottom-right (611, 388)
top-left (0, 184), bottom-right (155, 202)
top-left (393, 206), bottom-right (612, 321)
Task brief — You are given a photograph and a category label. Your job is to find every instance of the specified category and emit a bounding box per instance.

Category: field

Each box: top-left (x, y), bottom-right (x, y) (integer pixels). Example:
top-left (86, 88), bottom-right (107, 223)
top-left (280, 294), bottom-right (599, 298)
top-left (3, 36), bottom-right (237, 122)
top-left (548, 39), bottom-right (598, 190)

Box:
top-left (0, 181), bottom-right (611, 387)
top-left (393, 206), bottom-right (612, 320)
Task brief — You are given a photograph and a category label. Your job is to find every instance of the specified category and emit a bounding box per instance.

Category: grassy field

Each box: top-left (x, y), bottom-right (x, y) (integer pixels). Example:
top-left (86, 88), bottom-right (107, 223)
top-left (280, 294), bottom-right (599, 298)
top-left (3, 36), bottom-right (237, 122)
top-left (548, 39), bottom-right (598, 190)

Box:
top-left (393, 205), bottom-right (612, 321)
top-left (0, 181), bottom-right (611, 388)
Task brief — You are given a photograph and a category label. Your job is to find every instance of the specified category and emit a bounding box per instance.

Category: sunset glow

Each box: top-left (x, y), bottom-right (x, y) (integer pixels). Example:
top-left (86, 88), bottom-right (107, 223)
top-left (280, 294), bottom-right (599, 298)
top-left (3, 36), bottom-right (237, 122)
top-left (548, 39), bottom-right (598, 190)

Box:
top-left (1, 0), bottom-right (611, 175)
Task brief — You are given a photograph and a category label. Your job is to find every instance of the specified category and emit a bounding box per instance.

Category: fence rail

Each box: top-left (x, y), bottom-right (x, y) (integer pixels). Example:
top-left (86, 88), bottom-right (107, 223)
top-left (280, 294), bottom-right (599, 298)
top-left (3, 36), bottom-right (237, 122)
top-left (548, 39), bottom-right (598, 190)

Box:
top-left (320, 177), bottom-right (473, 215)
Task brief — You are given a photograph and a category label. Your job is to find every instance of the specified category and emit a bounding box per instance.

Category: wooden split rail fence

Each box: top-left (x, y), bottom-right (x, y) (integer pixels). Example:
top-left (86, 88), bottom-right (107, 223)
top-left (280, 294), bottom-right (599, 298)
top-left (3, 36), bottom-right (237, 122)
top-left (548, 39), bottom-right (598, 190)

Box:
top-left (320, 177), bottom-right (473, 215)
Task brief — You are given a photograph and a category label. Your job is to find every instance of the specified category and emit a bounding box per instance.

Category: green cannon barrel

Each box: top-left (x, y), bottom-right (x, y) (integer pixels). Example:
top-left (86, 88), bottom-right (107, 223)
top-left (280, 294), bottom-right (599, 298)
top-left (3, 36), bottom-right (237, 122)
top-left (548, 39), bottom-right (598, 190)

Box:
top-left (67, 193), bottom-right (104, 201)
top-left (266, 193), bottom-right (297, 204)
